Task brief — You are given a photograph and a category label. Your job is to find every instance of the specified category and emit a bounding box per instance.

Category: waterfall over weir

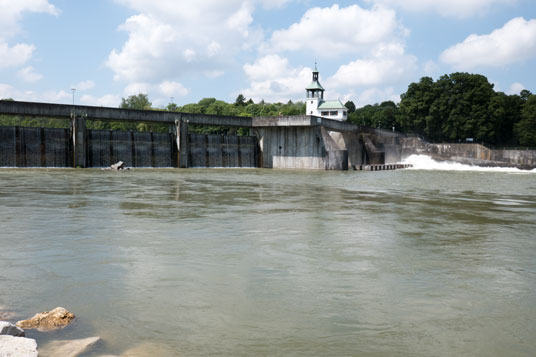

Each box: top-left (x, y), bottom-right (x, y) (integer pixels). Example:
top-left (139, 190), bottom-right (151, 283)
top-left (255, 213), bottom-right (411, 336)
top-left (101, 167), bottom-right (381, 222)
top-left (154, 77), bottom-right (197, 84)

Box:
top-left (0, 126), bottom-right (71, 167)
top-left (188, 133), bottom-right (259, 168)
top-left (87, 130), bottom-right (176, 168)
top-left (0, 126), bottom-right (259, 168)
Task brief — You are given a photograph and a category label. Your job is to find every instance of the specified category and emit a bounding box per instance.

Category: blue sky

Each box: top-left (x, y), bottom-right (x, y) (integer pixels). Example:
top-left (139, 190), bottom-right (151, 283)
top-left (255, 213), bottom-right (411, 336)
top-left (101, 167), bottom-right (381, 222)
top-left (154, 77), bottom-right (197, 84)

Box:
top-left (1, 0), bottom-right (535, 108)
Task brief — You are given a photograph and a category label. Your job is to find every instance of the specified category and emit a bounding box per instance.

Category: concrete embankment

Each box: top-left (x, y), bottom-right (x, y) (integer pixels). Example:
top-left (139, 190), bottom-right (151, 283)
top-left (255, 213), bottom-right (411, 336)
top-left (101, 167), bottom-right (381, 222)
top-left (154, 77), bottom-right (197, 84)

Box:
top-left (399, 137), bottom-right (536, 170)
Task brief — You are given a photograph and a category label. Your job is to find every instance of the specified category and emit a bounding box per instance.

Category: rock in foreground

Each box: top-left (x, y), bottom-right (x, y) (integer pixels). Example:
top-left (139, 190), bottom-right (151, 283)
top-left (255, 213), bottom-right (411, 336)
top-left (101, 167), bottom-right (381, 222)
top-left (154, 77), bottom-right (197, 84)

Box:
top-left (40, 336), bottom-right (100, 357)
top-left (16, 307), bottom-right (75, 331)
top-left (0, 335), bottom-right (38, 357)
top-left (0, 321), bottom-right (25, 336)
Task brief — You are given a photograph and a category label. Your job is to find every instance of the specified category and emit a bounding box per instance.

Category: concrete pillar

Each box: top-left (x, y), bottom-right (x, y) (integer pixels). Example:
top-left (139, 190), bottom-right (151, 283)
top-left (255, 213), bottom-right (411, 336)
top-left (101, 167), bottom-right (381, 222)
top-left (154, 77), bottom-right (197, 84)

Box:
top-left (326, 150), bottom-right (349, 170)
top-left (177, 119), bottom-right (189, 168)
top-left (71, 116), bottom-right (87, 168)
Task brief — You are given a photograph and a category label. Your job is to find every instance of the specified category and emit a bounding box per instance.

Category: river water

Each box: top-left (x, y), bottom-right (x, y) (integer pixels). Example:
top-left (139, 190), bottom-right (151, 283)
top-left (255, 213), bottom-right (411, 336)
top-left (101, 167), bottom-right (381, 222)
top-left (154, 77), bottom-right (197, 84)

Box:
top-left (1, 156), bottom-right (535, 356)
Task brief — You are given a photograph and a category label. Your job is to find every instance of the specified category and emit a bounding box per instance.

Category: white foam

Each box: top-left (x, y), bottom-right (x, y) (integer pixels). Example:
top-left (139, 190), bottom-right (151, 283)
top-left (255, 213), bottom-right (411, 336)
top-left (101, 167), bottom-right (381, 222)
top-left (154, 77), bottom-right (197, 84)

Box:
top-left (401, 154), bottom-right (536, 174)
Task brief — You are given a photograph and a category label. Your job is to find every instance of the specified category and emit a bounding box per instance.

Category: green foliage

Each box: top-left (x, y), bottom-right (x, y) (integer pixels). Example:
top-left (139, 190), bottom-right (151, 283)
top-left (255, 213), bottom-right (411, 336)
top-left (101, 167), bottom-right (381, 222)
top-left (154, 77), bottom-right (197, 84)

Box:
top-left (397, 73), bottom-right (525, 145)
top-left (120, 93), bottom-right (152, 110)
top-left (348, 101), bottom-right (399, 129)
top-left (515, 95), bottom-right (536, 146)
top-left (344, 100), bottom-right (356, 114)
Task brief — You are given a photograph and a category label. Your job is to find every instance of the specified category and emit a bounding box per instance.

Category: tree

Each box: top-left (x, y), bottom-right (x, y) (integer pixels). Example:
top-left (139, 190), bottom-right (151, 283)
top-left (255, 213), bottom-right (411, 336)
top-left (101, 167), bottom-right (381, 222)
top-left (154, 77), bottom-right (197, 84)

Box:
top-left (234, 94), bottom-right (246, 106)
top-left (515, 95), bottom-right (536, 146)
top-left (398, 73), bottom-right (501, 143)
top-left (120, 93), bottom-right (152, 110)
top-left (344, 100), bottom-right (356, 114)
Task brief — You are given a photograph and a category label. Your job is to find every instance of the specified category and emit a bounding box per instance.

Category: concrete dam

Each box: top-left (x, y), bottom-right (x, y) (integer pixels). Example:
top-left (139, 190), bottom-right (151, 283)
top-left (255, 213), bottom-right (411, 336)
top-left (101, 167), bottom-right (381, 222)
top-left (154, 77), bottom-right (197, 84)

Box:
top-left (6, 99), bottom-right (533, 170)
top-left (1, 100), bottom-right (409, 170)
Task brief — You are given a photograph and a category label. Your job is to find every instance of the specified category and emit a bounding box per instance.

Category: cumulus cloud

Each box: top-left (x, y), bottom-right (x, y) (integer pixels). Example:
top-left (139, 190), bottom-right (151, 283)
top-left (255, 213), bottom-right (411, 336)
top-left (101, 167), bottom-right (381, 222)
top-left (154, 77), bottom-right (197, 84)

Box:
top-left (508, 82), bottom-right (526, 95)
top-left (440, 17), bottom-right (536, 69)
top-left (123, 80), bottom-right (189, 101)
top-left (0, 0), bottom-right (59, 38)
top-left (368, 0), bottom-right (514, 18)
top-left (0, 1), bottom-right (59, 71)
top-left (17, 66), bottom-right (43, 82)
top-left (80, 94), bottom-right (122, 107)
top-left (159, 81), bottom-right (189, 97)
top-left (0, 42), bottom-right (35, 69)
top-left (73, 80), bottom-right (96, 91)
top-left (260, 0), bottom-right (290, 10)
top-left (107, 0), bottom-right (261, 84)
top-left (0, 82), bottom-right (70, 103)
top-left (240, 55), bottom-right (312, 102)
top-left (267, 4), bottom-right (405, 56)
top-left (326, 43), bottom-right (417, 88)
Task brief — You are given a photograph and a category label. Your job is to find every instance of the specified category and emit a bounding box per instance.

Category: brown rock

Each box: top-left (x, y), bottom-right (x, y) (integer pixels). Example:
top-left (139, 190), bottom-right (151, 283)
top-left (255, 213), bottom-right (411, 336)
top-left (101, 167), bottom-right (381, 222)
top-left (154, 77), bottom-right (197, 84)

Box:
top-left (40, 336), bottom-right (100, 357)
top-left (16, 307), bottom-right (75, 331)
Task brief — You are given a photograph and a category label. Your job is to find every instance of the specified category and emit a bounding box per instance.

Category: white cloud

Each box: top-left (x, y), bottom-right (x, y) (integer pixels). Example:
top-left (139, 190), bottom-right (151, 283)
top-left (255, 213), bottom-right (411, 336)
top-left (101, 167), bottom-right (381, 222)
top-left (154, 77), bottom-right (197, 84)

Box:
top-left (0, 83), bottom-right (70, 103)
top-left (268, 4), bottom-right (405, 56)
top-left (124, 82), bottom-right (152, 96)
top-left (73, 80), bottom-right (96, 91)
top-left (326, 43), bottom-right (417, 88)
top-left (241, 55), bottom-right (312, 102)
top-left (508, 82), bottom-right (525, 95)
top-left (260, 0), bottom-right (290, 10)
top-left (0, 42), bottom-right (35, 68)
top-left (368, 0), bottom-right (514, 18)
top-left (107, 1), bottom-right (261, 85)
top-left (0, 0), bottom-right (59, 39)
top-left (440, 17), bottom-right (536, 69)
top-left (0, 1), bottom-right (58, 74)
top-left (423, 60), bottom-right (440, 76)
top-left (80, 94), bottom-right (122, 107)
top-left (122, 80), bottom-right (189, 103)
top-left (159, 81), bottom-right (189, 97)
top-left (356, 87), bottom-right (400, 106)
top-left (17, 66), bottom-right (43, 82)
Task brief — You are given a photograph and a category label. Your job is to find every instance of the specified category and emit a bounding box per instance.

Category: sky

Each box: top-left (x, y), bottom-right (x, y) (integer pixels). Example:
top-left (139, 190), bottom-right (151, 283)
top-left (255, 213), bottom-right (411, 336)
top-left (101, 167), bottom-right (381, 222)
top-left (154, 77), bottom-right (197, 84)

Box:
top-left (0, 0), bottom-right (535, 109)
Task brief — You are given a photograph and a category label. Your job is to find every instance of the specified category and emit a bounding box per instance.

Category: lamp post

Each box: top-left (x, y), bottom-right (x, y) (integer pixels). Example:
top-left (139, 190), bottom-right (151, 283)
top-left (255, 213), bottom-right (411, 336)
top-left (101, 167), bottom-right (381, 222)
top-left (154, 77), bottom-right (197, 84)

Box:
top-left (71, 88), bottom-right (76, 105)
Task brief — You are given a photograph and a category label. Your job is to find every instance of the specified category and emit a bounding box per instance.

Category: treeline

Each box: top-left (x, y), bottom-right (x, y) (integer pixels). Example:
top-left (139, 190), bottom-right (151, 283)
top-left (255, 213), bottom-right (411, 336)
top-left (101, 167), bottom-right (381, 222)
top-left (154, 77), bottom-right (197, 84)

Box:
top-left (345, 73), bottom-right (536, 147)
top-left (1, 72), bottom-right (535, 146)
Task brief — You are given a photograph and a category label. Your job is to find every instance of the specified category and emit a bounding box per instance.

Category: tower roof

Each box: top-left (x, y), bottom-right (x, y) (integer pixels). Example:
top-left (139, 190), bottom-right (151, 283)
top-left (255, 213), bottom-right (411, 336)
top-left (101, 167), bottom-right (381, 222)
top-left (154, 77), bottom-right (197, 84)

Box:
top-left (306, 80), bottom-right (324, 91)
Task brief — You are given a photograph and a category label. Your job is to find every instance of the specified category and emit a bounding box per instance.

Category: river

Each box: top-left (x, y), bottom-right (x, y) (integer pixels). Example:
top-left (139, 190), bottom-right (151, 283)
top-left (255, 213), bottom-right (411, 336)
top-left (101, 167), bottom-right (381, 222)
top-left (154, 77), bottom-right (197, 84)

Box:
top-left (1, 156), bottom-right (535, 356)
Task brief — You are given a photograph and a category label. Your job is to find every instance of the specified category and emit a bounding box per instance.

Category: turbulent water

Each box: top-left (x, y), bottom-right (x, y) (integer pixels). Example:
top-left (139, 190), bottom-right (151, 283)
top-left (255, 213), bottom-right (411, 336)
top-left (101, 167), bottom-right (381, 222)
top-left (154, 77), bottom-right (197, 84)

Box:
top-left (0, 159), bottom-right (535, 356)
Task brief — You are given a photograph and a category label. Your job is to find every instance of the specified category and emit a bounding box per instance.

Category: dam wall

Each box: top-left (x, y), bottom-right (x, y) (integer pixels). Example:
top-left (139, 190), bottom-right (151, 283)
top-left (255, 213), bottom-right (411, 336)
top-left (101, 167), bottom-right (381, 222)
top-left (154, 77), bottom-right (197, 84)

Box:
top-left (0, 125), bottom-right (259, 169)
top-left (0, 126), bottom-right (71, 167)
top-left (188, 133), bottom-right (259, 168)
top-left (399, 138), bottom-right (536, 169)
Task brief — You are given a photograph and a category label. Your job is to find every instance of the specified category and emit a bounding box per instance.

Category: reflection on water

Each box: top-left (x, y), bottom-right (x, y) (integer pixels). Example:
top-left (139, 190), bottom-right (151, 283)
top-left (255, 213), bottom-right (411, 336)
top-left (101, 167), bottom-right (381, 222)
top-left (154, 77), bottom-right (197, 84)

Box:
top-left (0, 168), bottom-right (535, 356)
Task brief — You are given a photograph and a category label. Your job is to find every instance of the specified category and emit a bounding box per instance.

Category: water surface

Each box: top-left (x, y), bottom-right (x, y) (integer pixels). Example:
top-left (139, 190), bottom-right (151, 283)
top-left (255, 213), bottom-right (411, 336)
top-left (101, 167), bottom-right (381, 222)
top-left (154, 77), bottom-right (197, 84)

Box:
top-left (0, 165), bottom-right (535, 356)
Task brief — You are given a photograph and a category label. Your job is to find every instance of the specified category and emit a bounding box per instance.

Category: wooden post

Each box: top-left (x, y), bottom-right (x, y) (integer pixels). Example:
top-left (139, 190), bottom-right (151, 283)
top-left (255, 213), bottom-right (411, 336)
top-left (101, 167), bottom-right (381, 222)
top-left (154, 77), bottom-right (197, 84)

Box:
top-left (71, 114), bottom-right (87, 168)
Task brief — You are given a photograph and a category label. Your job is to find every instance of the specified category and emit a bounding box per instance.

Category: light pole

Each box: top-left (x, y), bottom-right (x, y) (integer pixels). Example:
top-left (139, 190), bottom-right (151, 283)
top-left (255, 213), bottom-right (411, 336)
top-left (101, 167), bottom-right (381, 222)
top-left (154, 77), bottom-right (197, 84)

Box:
top-left (71, 88), bottom-right (76, 105)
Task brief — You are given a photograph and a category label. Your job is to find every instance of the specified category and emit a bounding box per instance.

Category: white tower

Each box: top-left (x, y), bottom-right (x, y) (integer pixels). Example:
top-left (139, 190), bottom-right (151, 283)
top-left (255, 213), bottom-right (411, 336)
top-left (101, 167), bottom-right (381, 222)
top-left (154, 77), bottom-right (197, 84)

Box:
top-left (305, 64), bottom-right (348, 121)
top-left (305, 64), bottom-right (324, 116)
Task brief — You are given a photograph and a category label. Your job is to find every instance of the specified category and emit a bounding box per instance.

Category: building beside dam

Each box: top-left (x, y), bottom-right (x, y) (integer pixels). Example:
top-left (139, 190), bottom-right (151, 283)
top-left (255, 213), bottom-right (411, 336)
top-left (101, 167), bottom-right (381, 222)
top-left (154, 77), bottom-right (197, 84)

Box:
top-left (305, 65), bottom-right (347, 121)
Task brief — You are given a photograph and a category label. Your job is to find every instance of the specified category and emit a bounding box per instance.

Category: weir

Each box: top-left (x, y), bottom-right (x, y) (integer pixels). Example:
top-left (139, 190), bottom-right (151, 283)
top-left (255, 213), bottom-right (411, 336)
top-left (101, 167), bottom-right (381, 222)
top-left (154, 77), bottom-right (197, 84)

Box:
top-left (0, 100), bottom-right (406, 170)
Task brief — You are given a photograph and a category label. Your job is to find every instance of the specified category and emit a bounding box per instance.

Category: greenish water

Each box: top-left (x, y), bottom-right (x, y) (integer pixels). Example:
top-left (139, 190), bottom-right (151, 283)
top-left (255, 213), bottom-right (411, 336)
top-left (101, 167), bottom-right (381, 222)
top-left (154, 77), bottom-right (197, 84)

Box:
top-left (0, 167), bottom-right (535, 356)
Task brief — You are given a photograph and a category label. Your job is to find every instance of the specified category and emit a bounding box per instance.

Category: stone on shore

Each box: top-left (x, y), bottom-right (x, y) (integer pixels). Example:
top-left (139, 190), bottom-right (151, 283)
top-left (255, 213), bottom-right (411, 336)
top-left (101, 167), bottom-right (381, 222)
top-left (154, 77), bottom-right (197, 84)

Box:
top-left (0, 321), bottom-right (25, 337)
top-left (40, 336), bottom-right (101, 357)
top-left (0, 335), bottom-right (38, 357)
top-left (16, 307), bottom-right (75, 331)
